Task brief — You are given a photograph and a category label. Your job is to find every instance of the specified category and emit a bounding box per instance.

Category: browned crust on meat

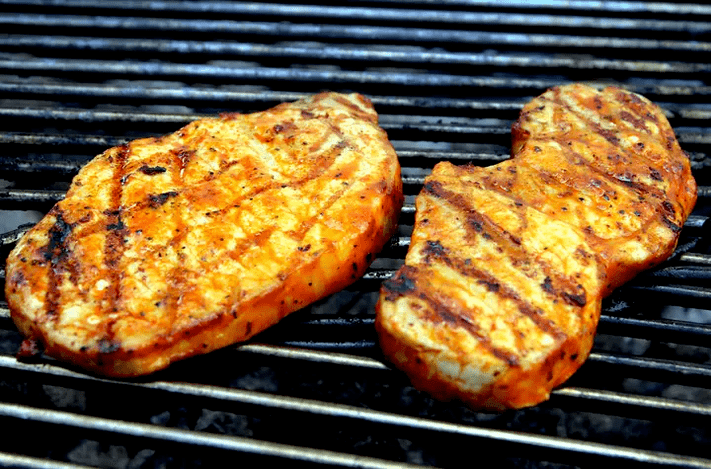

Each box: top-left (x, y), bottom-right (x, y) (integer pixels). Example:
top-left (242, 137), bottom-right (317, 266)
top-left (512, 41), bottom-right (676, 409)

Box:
top-left (376, 83), bottom-right (696, 410)
top-left (6, 92), bottom-right (403, 377)
top-left (511, 84), bottom-right (696, 293)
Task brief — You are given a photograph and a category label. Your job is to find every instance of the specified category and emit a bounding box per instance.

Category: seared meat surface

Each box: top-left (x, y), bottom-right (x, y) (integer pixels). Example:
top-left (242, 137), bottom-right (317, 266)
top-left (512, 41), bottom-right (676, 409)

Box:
top-left (376, 84), bottom-right (696, 410)
top-left (6, 92), bottom-right (403, 377)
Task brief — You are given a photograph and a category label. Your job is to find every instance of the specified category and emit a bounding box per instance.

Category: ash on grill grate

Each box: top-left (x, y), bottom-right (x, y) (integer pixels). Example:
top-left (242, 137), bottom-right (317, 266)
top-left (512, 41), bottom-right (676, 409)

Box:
top-left (1, 0), bottom-right (711, 468)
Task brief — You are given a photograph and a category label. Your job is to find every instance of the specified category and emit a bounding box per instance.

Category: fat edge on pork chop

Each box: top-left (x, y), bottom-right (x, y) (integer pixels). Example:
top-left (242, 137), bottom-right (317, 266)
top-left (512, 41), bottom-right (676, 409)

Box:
top-left (5, 92), bottom-right (403, 377)
top-left (376, 83), bottom-right (697, 410)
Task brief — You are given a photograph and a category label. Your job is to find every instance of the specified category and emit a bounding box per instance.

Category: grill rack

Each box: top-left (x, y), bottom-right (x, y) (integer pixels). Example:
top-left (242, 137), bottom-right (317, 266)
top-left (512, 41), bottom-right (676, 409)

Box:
top-left (1, 1), bottom-right (711, 467)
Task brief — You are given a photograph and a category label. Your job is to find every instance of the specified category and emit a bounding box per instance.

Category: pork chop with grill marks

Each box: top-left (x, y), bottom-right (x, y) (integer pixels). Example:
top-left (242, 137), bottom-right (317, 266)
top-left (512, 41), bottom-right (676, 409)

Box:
top-left (376, 83), bottom-right (696, 410)
top-left (5, 92), bottom-right (403, 377)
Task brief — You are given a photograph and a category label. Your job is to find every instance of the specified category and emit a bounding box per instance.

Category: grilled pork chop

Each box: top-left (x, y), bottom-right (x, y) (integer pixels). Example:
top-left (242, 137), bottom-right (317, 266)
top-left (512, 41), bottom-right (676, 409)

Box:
top-left (5, 92), bottom-right (403, 377)
top-left (376, 83), bottom-right (696, 410)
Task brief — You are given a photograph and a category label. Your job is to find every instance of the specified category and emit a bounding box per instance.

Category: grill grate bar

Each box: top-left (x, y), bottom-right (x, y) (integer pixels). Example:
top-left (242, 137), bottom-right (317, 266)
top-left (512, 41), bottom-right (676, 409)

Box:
top-left (0, 134), bottom-right (707, 168)
top-left (0, 133), bottom-right (123, 148)
top-left (0, 452), bottom-right (90, 469)
top-left (3, 62), bottom-right (710, 99)
top-left (388, 150), bottom-right (508, 164)
top-left (680, 253), bottom-right (711, 265)
top-left (588, 352), bottom-right (711, 385)
top-left (365, 0), bottom-right (711, 16)
top-left (554, 387), bottom-right (711, 418)
top-left (6, 17), bottom-right (702, 53)
top-left (3, 81), bottom-right (711, 107)
top-left (5, 0), bottom-right (711, 17)
top-left (0, 188), bottom-right (68, 206)
top-left (0, 357), bottom-right (708, 467)
top-left (0, 107), bottom-right (201, 125)
top-left (2, 55), bottom-right (709, 81)
top-left (5, 30), bottom-right (711, 56)
top-left (0, 109), bottom-right (512, 136)
top-left (676, 215), bottom-right (709, 229)
top-left (1, 5), bottom-right (709, 34)
top-left (289, 315), bottom-right (711, 338)
top-left (643, 265), bottom-right (711, 281)
top-left (624, 284), bottom-right (711, 301)
top-left (0, 82), bottom-right (528, 120)
top-left (0, 81), bottom-right (309, 107)
top-left (596, 316), bottom-right (711, 347)
top-left (0, 401), bottom-right (430, 469)
top-left (0, 57), bottom-right (571, 88)
top-left (0, 225), bottom-right (36, 246)
top-left (0, 94), bottom-right (698, 129)
top-left (237, 343), bottom-right (389, 370)
top-left (0, 108), bottom-right (708, 144)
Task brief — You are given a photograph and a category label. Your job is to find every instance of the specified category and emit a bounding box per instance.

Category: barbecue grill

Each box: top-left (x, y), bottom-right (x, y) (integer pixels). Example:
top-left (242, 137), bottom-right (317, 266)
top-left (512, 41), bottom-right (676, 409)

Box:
top-left (1, 0), bottom-right (711, 467)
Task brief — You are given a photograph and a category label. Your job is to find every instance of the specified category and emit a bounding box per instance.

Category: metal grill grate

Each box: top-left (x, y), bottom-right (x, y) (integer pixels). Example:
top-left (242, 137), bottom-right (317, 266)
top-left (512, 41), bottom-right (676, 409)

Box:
top-left (1, 1), bottom-right (711, 467)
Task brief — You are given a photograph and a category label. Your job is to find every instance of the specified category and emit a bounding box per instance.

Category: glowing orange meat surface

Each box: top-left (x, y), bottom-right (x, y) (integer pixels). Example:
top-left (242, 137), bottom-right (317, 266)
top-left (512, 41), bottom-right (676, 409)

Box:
top-left (6, 92), bottom-right (403, 377)
top-left (376, 83), bottom-right (696, 410)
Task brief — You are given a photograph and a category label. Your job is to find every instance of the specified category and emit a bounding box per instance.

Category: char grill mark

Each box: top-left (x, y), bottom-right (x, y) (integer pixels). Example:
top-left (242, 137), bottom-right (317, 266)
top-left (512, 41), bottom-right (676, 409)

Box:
top-left (148, 191), bottom-right (179, 208)
top-left (382, 266), bottom-right (521, 367)
top-left (205, 128), bottom-right (353, 270)
top-left (100, 144), bottom-right (131, 350)
top-left (195, 117), bottom-right (348, 223)
top-left (128, 113), bottom-right (358, 316)
top-left (421, 179), bottom-right (586, 339)
top-left (377, 84), bottom-right (695, 412)
top-left (561, 287), bottom-right (587, 308)
top-left (527, 91), bottom-right (684, 238)
top-left (44, 208), bottom-right (74, 320)
top-left (549, 88), bottom-right (666, 174)
top-left (619, 111), bottom-right (649, 132)
top-left (164, 144), bottom-right (191, 330)
top-left (330, 95), bottom-right (376, 124)
top-left (138, 165), bottom-right (167, 175)
top-left (381, 265), bottom-right (417, 301)
top-left (661, 214), bottom-right (683, 233)
top-left (5, 91), bottom-right (403, 378)
top-left (550, 141), bottom-right (659, 220)
top-left (422, 180), bottom-right (523, 246)
top-left (424, 291), bottom-right (522, 368)
top-left (189, 117), bottom-right (356, 283)
top-left (418, 231), bottom-right (569, 342)
top-left (174, 147), bottom-right (195, 172)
